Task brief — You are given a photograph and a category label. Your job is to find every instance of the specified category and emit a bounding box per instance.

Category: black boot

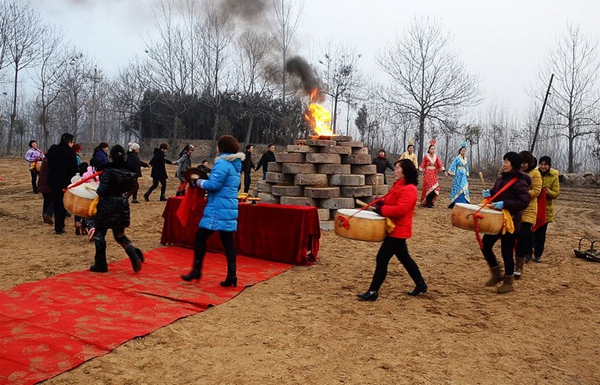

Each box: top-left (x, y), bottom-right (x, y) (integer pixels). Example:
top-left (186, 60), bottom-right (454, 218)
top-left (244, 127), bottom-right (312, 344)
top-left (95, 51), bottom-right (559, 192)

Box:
top-left (181, 269), bottom-right (201, 282)
top-left (181, 259), bottom-right (203, 282)
top-left (135, 248), bottom-right (144, 263)
top-left (407, 281), bottom-right (428, 296)
top-left (125, 245), bottom-right (142, 273)
top-left (91, 236), bottom-right (108, 272)
top-left (220, 277), bottom-right (238, 287)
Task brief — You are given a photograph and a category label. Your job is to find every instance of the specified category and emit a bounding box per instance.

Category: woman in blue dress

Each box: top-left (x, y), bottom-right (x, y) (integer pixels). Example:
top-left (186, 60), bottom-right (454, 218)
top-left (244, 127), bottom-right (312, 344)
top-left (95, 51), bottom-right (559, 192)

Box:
top-left (448, 142), bottom-right (470, 209)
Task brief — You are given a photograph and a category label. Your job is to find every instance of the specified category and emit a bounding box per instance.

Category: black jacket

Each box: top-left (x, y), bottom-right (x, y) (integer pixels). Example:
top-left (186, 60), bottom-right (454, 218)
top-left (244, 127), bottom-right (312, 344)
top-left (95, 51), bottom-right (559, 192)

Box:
top-left (95, 160), bottom-right (137, 229)
top-left (242, 150), bottom-right (255, 173)
top-left (47, 142), bottom-right (79, 192)
top-left (149, 148), bottom-right (172, 180)
top-left (256, 150), bottom-right (276, 173)
top-left (372, 156), bottom-right (394, 174)
top-left (126, 152), bottom-right (149, 177)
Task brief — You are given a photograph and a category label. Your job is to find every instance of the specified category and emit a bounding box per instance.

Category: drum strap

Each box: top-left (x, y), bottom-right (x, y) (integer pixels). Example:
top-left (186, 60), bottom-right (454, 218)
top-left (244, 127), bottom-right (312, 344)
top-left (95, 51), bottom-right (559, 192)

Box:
top-left (473, 177), bottom-right (517, 249)
top-left (339, 185), bottom-right (400, 229)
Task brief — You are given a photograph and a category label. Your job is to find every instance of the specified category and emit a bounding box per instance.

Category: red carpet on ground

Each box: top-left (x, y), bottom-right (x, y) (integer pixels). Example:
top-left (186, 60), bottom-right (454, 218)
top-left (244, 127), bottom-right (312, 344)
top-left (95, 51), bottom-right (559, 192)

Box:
top-left (0, 247), bottom-right (292, 385)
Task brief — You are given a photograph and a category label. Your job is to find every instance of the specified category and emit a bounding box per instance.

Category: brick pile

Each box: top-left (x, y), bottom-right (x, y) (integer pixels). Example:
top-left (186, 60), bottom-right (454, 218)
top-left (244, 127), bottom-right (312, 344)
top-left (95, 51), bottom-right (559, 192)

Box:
top-left (253, 136), bottom-right (388, 230)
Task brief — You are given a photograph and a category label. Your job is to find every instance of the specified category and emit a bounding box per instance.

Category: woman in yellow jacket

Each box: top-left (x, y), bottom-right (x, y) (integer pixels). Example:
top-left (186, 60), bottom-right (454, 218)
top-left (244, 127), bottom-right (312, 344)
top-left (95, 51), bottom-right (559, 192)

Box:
top-left (533, 156), bottom-right (560, 263)
top-left (514, 151), bottom-right (542, 279)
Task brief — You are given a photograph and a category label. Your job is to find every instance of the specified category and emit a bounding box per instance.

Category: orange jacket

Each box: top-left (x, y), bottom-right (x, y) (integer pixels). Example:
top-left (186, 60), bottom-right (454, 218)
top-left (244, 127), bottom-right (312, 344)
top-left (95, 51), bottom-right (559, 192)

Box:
top-left (379, 179), bottom-right (417, 239)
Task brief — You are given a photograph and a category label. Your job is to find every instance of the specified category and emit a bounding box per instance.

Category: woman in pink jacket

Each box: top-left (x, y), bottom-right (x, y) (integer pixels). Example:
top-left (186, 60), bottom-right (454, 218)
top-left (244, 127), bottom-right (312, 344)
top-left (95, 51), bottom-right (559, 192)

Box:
top-left (356, 159), bottom-right (428, 301)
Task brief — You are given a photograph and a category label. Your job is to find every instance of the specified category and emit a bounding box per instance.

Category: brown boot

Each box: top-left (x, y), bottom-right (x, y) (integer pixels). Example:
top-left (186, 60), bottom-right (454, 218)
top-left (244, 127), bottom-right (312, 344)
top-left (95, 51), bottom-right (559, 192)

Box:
top-left (497, 275), bottom-right (515, 294)
top-left (514, 257), bottom-right (525, 280)
top-left (484, 266), bottom-right (503, 286)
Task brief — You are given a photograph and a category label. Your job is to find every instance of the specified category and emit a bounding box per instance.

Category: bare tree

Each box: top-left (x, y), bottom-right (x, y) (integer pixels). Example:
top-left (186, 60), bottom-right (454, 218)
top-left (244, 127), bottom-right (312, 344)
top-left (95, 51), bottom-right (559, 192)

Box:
top-left (4, 1), bottom-right (47, 153)
top-left (56, 53), bottom-right (94, 140)
top-left (269, 0), bottom-right (304, 117)
top-left (377, 18), bottom-right (481, 161)
top-left (109, 58), bottom-right (152, 141)
top-left (198, 1), bottom-right (235, 156)
top-left (540, 24), bottom-right (600, 172)
top-left (235, 30), bottom-right (275, 145)
top-left (317, 43), bottom-right (363, 134)
top-left (0, 0), bottom-right (10, 75)
top-left (34, 29), bottom-right (71, 150)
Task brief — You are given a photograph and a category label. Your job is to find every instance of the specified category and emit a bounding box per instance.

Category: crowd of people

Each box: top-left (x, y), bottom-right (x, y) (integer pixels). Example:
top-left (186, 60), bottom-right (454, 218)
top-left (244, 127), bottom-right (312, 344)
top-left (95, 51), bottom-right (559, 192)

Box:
top-left (26, 135), bottom-right (561, 298)
top-left (360, 140), bottom-right (561, 299)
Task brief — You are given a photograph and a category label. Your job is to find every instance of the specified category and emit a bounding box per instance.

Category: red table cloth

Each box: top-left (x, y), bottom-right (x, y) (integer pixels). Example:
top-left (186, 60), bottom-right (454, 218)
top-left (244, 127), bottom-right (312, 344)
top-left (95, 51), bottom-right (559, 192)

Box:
top-left (161, 197), bottom-right (320, 265)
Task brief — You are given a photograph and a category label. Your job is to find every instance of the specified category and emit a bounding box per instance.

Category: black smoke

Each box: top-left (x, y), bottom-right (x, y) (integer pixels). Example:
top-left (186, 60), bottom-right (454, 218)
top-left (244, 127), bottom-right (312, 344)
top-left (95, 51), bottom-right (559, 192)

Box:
top-left (220, 0), bottom-right (270, 22)
top-left (285, 56), bottom-right (324, 102)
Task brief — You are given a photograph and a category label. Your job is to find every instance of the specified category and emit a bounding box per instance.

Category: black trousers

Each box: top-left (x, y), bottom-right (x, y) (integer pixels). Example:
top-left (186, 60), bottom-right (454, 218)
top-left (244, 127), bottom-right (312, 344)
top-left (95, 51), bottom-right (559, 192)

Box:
top-left (515, 222), bottom-right (534, 259)
top-left (482, 232), bottom-right (517, 276)
top-left (30, 169), bottom-right (38, 192)
top-left (194, 227), bottom-right (237, 279)
top-left (368, 236), bottom-right (425, 292)
top-left (51, 190), bottom-right (67, 232)
top-left (42, 192), bottom-right (54, 217)
top-left (145, 178), bottom-right (167, 199)
top-left (533, 223), bottom-right (549, 260)
top-left (243, 171), bottom-right (251, 193)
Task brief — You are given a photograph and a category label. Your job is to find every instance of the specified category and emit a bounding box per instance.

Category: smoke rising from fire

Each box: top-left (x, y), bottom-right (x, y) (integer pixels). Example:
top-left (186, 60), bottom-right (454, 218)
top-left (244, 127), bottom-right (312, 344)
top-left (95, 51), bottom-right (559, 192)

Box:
top-left (220, 0), bottom-right (270, 22)
top-left (285, 56), bottom-right (324, 102)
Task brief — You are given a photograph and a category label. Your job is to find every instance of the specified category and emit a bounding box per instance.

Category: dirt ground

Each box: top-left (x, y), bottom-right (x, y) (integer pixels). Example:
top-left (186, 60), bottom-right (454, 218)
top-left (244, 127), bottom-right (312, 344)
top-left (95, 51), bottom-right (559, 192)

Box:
top-left (1, 156), bottom-right (599, 385)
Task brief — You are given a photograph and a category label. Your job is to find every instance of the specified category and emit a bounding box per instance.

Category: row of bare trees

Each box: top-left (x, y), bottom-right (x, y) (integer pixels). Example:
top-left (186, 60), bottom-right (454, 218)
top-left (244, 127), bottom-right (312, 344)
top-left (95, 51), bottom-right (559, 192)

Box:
top-left (0, 1), bottom-right (598, 173)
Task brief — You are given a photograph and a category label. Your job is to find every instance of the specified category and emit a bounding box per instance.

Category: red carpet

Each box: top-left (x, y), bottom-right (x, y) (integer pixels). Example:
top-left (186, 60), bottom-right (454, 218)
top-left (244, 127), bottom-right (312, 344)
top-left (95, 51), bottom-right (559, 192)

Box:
top-left (0, 247), bottom-right (292, 385)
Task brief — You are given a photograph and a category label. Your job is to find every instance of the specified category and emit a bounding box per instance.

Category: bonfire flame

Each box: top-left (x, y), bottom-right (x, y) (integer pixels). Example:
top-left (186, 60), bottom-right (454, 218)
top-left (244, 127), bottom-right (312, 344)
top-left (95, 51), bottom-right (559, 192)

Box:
top-left (304, 89), bottom-right (334, 137)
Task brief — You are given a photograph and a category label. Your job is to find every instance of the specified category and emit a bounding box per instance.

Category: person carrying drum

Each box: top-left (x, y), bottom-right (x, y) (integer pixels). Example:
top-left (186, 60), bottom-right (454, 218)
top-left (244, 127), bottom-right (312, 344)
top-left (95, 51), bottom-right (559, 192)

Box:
top-left (25, 139), bottom-right (44, 194)
top-left (356, 158), bottom-right (428, 301)
top-left (480, 152), bottom-right (530, 294)
top-left (90, 145), bottom-right (143, 273)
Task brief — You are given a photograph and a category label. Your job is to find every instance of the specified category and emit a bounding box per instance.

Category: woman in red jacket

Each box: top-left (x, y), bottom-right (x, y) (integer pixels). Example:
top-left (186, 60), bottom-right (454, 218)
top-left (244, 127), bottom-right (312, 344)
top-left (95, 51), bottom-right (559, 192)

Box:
top-left (357, 159), bottom-right (427, 301)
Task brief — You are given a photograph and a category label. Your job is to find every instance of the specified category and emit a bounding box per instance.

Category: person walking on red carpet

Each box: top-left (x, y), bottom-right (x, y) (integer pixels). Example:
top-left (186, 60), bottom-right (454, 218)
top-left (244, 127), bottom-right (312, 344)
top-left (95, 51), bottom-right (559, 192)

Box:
top-left (90, 145), bottom-right (144, 273)
top-left (181, 135), bottom-right (244, 287)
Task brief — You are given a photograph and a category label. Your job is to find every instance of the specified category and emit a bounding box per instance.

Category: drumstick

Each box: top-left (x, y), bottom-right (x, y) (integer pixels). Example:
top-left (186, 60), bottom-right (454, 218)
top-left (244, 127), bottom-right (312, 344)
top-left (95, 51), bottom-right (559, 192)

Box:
top-left (356, 199), bottom-right (375, 211)
top-left (478, 172), bottom-right (486, 189)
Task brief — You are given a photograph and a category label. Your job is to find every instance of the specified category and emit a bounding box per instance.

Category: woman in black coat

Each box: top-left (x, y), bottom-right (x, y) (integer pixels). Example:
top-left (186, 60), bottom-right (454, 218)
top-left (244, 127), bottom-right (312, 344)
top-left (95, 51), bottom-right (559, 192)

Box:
top-left (90, 145), bottom-right (144, 273)
top-left (143, 142), bottom-right (173, 201)
top-left (126, 142), bottom-right (149, 203)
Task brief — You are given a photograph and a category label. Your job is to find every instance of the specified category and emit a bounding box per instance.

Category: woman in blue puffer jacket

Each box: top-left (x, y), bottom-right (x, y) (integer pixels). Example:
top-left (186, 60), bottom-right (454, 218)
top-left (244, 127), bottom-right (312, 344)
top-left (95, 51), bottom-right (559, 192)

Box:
top-left (181, 135), bottom-right (244, 287)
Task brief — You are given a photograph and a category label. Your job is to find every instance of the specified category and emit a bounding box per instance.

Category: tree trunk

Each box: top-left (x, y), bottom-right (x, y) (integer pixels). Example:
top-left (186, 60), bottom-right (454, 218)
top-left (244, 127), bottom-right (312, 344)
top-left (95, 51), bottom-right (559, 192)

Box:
top-left (245, 113), bottom-right (255, 145)
top-left (417, 115), bottom-right (426, 162)
top-left (210, 113), bottom-right (220, 158)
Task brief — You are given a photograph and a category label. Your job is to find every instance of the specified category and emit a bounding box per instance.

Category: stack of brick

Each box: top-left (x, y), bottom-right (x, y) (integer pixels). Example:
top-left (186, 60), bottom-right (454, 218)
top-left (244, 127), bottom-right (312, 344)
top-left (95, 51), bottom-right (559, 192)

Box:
top-left (254, 136), bottom-right (388, 230)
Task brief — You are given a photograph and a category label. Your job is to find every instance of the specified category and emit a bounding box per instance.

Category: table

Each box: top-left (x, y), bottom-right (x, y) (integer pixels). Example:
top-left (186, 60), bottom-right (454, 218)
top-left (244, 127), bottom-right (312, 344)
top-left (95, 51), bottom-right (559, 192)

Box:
top-left (161, 197), bottom-right (320, 265)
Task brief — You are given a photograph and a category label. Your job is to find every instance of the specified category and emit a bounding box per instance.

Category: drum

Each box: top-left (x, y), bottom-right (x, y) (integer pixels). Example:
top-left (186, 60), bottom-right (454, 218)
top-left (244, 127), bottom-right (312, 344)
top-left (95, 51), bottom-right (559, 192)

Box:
top-left (451, 203), bottom-right (503, 235)
top-left (334, 208), bottom-right (387, 242)
top-left (63, 183), bottom-right (98, 218)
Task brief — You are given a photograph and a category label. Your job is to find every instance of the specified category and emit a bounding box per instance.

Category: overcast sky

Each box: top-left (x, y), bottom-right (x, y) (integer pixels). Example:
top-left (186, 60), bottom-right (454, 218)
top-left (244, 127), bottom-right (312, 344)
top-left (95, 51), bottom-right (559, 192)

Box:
top-left (32, 0), bottom-right (600, 117)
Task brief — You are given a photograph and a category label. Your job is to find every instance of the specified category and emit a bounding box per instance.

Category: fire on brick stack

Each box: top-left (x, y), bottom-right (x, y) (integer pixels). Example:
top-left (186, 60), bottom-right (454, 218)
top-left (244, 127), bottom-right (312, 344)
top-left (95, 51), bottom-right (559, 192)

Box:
top-left (252, 59), bottom-right (387, 229)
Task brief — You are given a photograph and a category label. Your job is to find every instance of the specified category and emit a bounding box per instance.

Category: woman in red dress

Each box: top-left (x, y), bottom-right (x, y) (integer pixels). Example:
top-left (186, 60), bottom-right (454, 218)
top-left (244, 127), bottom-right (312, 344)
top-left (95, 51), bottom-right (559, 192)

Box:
top-left (419, 140), bottom-right (447, 207)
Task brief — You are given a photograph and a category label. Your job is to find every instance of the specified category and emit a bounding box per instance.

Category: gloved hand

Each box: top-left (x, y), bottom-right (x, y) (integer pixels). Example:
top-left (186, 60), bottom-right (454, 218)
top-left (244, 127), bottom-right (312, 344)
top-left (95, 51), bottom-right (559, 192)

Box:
top-left (492, 201), bottom-right (504, 210)
top-left (194, 179), bottom-right (207, 189)
top-left (482, 189), bottom-right (491, 198)
top-left (372, 200), bottom-right (384, 215)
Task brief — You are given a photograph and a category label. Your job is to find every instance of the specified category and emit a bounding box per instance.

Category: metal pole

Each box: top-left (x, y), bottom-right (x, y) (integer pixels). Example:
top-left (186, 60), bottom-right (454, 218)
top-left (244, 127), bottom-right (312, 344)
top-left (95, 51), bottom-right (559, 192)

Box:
top-left (530, 74), bottom-right (554, 153)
